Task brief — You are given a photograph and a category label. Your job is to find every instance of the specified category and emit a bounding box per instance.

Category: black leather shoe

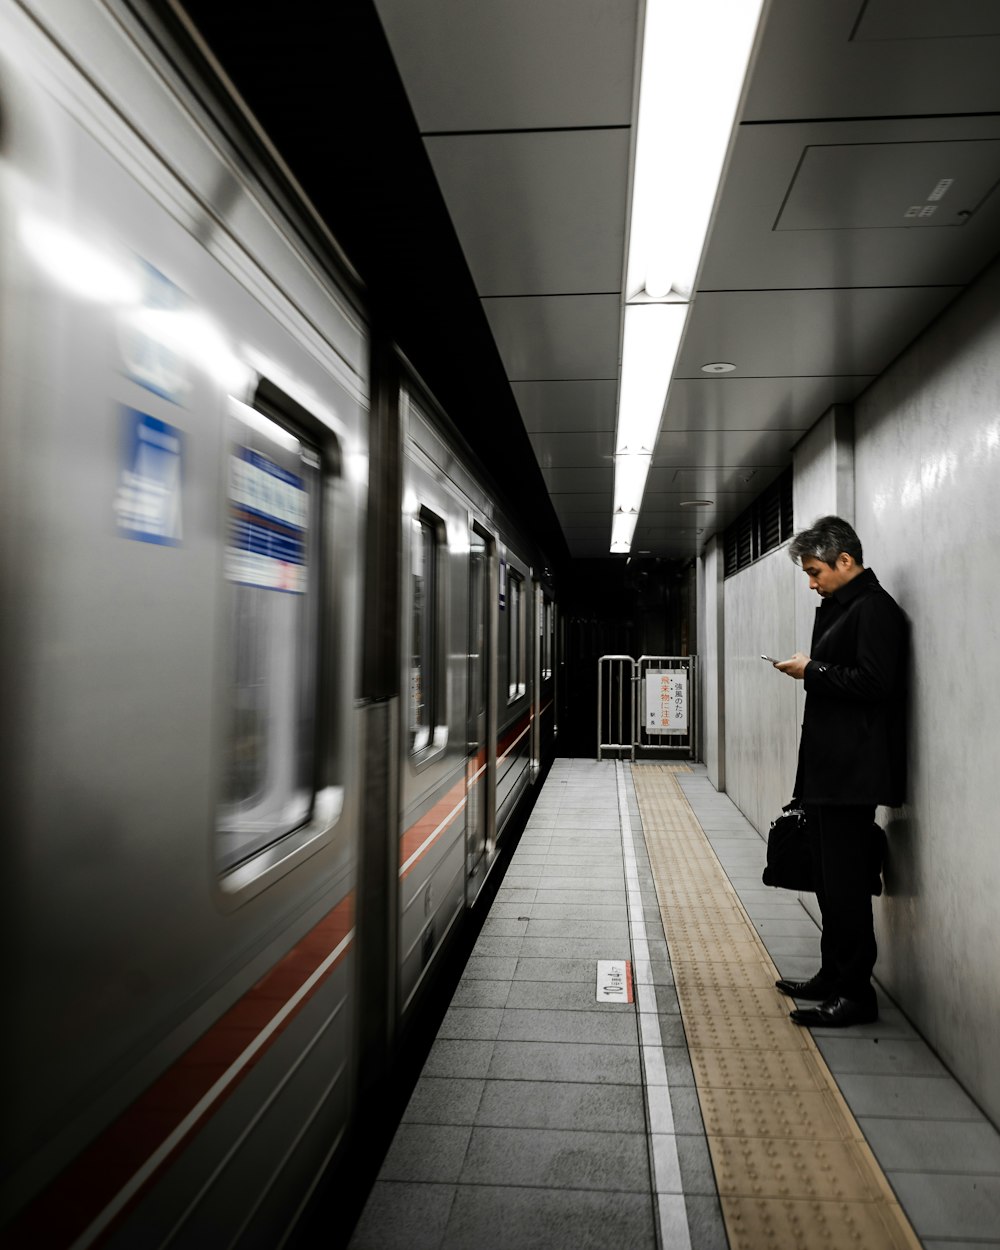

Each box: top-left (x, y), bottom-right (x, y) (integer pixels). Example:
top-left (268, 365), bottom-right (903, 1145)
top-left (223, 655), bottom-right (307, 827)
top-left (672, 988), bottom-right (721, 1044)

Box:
top-left (790, 995), bottom-right (878, 1028)
top-left (775, 973), bottom-right (834, 1000)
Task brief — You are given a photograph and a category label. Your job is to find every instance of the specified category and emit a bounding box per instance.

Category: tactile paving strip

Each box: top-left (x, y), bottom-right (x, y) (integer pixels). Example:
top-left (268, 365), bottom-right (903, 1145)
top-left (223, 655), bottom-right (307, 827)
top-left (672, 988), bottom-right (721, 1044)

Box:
top-left (632, 766), bottom-right (921, 1250)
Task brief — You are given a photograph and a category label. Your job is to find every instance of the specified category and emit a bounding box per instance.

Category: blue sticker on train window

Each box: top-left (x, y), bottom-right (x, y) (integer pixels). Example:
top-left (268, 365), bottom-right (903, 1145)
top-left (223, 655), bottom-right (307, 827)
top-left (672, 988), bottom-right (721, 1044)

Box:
top-left (226, 446), bottom-right (308, 593)
top-left (114, 408), bottom-right (183, 546)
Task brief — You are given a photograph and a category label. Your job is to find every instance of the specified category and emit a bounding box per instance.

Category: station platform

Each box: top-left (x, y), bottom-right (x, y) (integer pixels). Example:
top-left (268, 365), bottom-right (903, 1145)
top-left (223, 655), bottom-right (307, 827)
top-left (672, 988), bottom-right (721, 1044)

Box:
top-left (349, 760), bottom-right (1000, 1250)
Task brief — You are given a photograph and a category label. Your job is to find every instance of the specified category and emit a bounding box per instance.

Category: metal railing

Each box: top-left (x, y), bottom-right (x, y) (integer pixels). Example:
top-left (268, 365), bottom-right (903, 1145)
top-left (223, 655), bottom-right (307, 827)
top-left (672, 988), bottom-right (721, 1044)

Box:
top-left (597, 654), bottom-right (698, 761)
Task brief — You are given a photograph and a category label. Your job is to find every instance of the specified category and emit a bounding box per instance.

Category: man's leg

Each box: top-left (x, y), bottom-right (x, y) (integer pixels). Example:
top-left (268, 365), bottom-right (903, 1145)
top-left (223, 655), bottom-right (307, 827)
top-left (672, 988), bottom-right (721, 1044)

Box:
top-left (789, 803), bottom-right (878, 1027)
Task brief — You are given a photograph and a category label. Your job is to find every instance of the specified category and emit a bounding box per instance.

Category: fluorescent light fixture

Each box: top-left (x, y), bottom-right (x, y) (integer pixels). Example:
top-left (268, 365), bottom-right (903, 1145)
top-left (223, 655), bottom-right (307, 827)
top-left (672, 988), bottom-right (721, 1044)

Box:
top-left (611, 510), bottom-right (639, 553)
top-left (613, 452), bottom-right (652, 513)
top-left (610, 0), bottom-right (763, 552)
top-left (615, 303), bottom-right (686, 454)
top-left (625, 0), bottom-right (765, 302)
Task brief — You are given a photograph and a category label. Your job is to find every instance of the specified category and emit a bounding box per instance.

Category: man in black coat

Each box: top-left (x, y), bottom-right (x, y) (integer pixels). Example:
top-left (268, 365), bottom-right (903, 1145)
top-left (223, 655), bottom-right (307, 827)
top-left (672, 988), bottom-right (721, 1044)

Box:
top-left (773, 515), bottom-right (908, 1027)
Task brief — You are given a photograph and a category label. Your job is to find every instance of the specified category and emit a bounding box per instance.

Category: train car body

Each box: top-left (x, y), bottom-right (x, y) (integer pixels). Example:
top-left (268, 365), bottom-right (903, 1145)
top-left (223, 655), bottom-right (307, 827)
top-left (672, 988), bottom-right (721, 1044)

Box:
top-left (0, 2), bottom-right (556, 1245)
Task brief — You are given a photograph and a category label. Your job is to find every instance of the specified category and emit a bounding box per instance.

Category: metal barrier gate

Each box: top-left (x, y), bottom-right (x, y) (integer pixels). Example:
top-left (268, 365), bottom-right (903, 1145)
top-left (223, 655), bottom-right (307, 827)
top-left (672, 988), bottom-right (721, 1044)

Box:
top-left (597, 655), bottom-right (698, 761)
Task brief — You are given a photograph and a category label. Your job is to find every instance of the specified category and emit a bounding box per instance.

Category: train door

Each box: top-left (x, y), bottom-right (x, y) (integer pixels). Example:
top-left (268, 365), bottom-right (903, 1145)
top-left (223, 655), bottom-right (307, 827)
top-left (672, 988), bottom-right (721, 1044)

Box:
top-left (466, 520), bottom-right (496, 897)
top-left (531, 576), bottom-right (542, 778)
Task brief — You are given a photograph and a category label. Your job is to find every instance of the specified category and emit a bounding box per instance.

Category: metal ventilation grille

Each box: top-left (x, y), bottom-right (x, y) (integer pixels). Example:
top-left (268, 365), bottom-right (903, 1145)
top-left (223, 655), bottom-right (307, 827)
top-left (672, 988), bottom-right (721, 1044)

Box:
top-left (724, 468), bottom-right (793, 577)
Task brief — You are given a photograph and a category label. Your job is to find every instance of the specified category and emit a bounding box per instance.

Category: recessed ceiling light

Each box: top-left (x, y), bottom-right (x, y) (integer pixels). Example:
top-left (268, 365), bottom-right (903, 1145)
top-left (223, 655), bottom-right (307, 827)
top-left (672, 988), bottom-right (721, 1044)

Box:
top-left (701, 361), bottom-right (735, 373)
top-left (679, 499), bottom-right (713, 507)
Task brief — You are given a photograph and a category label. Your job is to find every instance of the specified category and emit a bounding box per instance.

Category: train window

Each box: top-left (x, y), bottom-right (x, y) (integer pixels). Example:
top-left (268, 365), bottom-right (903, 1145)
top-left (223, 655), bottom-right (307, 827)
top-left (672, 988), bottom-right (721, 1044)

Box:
top-left (217, 395), bottom-right (322, 874)
top-left (507, 569), bottom-right (526, 701)
top-left (410, 508), bottom-right (444, 755)
top-left (543, 597), bottom-right (554, 681)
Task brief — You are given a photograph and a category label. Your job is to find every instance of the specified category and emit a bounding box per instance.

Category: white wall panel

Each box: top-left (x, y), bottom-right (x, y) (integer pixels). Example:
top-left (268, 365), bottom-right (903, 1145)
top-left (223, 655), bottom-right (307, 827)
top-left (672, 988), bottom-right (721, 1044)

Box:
top-left (722, 549), bottom-right (799, 837)
top-left (853, 254), bottom-right (1000, 1126)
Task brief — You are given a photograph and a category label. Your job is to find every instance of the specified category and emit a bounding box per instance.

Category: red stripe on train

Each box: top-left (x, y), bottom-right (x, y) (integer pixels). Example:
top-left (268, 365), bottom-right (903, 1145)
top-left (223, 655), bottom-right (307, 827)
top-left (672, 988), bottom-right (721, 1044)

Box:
top-left (397, 709), bottom-right (535, 879)
top-left (9, 894), bottom-right (355, 1247)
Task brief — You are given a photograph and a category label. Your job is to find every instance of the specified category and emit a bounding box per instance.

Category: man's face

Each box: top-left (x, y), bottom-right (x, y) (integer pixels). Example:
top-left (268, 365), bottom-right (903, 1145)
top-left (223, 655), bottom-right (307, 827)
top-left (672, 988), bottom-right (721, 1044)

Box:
top-left (801, 552), bottom-right (854, 598)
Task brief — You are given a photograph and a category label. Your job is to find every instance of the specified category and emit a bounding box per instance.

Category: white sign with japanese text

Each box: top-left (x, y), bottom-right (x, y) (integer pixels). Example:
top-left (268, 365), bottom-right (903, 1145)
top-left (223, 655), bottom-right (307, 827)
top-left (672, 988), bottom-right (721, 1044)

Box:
top-left (645, 670), bottom-right (688, 735)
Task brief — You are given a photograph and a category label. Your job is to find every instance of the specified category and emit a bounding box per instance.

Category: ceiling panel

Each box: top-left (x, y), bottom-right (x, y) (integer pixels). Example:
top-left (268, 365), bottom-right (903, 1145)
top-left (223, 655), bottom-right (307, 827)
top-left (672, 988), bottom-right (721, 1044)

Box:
top-left (646, 465), bottom-right (786, 495)
top-left (700, 117), bottom-right (1000, 291)
top-left (511, 380), bottom-right (618, 432)
top-left (662, 376), bottom-right (873, 433)
top-left (551, 492), bottom-right (614, 514)
top-left (744, 1), bottom-right (1000, 120)
top-left (653, 428), bottom-right (803, 466)
top-left (484, 294), bottom-right (621, 380)
top-left (675, 287), bottom-right (963, 380)
top-left (541, 465), bottom-right (614, 493)
top-left (374, 0), bottom-right (638, 132)
top-left (855, 0), bottom-right (1000, 40)
top-left (529, 431), bottom-right (614, 468)
top-left (776, 140), bottom-right (1000, 232)
top-left (425, 131), bottom-right (629, 296)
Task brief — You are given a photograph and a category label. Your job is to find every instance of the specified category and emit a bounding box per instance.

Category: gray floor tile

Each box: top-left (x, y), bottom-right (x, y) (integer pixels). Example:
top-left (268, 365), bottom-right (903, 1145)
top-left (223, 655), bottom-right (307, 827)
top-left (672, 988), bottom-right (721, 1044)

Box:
top-left (752, 917), bottom-right (820, 937)
top-left (924, 1243), bottom-right (1000, 1250)
top-left (462, 955), bottom-right (518, 980)
top-left (666, 1086), bottom-right (707, 1135)
top-left (378, 1123), bottom-right (473, 1183)
top-left (528, 902), bottom-right (627, 921)
top-left (808, 1006), bottom-right (919, 1040)
top-left (519, 936), bottom-right (632, 960)
top-left (761, 934), bottom-right (822, 955)
top-left (487, 1039), bottom-right (642, 1085)
top-left (862, 1114), bottom-right (1000, 1174)
top-left (437, 1006), bottom-right (505, 1041)
top-left (442, 1184), bottom-right (655, 1250)
top-left (532, 889), bottom-right (626, 907)
top-left (473, 935), bottom-right (524, 957)
top-left (451, 979), bottom-right (512, 1009)
top-left (525, 918), bottom-right (630, 939)
top-left (488, 901), bottom-right (536, 920)
top-left (495, 888), bottom-right (537, 903)
top-left (349, 1181), bottom-right (455, 1250)
top-left (402, 1077), bottom-right (486, 1126)
top-left (662, 1046), bottom-right (697, 1086)
top-left (838, 1073), bottom-right (985, 1120)
top-left (480, 918), bottom-right (530, 936)
top-left (889, 1172), bottom-right (1000, 1240)
top-left (505, 979), bottom-right (629, 1012)
top-left (675, 1134), bottom-right (718, 1197)
top-left (682, 1193), bottom-right (730, 1250)
top-left (499, 1007), bottom-right (638, 1045)
top-left (475, 1078), bottom-right (646, 1133)
top-left (513, 957), bottom-right (598, 982)
top-left (815, 1036), bottom-right (948, 1077)
top-left (424, 1039), bottom-right (496, 1079)
top-left (460, 1125), bottom-right (649, 1192)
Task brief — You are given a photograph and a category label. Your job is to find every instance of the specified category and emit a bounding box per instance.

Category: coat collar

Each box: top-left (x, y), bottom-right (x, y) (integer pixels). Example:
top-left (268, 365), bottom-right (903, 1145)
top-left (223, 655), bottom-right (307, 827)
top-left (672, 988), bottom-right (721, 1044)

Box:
top-left (830, 565), bottom-right (879, 607)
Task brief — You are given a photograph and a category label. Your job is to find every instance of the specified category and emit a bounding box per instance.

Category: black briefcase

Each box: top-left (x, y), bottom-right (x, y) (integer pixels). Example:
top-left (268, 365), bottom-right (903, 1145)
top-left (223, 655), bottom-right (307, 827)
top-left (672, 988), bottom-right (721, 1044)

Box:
top-left (762, 804), bottom-right (812, 891)
top-left (762, 805), bottom-right (888, 895)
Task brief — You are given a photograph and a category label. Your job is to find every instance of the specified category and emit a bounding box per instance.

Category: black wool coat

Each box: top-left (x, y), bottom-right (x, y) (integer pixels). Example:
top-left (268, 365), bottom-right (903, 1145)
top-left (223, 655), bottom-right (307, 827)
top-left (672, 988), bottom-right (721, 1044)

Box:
top-left (793, 567), bottom-right (908, 807)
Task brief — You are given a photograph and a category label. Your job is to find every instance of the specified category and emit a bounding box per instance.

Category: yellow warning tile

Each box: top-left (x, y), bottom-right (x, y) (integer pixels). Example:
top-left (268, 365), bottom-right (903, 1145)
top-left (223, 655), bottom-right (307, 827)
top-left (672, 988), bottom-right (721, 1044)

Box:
top-left (697, 1088), bottom-right (855, 1142)
top-left (722, 1197), bottom-right (921, 1250)
top-left (674, 960), bottom-right (779, 989)
top-left (690, 1047), bottom-right (827, 1093)
top-left (677, 983), bottom-right (792, 1020)
top-left (632, 764), bottom-right (922, 1250)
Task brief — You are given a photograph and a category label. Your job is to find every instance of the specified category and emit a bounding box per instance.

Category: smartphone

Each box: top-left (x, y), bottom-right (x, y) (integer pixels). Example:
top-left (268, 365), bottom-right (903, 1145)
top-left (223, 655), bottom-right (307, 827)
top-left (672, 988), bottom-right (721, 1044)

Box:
top-left (761, 654), bottom-right (780, 663)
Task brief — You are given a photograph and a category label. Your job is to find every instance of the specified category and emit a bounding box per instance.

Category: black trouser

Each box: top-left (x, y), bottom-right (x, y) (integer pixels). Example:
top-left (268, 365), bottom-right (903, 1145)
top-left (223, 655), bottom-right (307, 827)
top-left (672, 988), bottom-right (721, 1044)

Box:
top-left (804, 804), bottom-right (878, 1002)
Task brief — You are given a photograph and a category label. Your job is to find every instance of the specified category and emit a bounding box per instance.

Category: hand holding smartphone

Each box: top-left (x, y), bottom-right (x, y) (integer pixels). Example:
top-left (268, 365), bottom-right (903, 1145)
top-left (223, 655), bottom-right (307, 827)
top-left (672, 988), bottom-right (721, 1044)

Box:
top-left (761, 654), bottom-right (780, 664)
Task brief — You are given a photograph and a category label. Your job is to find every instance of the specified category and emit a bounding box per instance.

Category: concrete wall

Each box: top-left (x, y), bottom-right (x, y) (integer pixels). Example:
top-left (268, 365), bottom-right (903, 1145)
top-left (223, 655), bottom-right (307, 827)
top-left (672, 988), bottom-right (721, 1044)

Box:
top-left (703, 255), bottom-right (1000, 1126)
top-left (699, 536), bottom-right (725, 791)
top-left (721, 548), bottom-right (799, 836)
top-left (852, 256), bottom-right (1000, 1126)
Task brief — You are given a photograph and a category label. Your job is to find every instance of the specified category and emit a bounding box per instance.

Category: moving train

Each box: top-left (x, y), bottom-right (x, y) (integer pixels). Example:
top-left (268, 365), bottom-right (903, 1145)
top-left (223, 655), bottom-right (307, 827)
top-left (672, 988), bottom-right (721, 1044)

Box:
top-left (0, 2), bottom-right (557, 1244)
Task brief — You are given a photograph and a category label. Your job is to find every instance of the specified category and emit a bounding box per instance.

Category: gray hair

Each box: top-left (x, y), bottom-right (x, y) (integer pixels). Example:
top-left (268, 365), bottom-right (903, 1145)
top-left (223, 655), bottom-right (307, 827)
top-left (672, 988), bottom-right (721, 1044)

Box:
top-left (788, 515), bottom-right (864, 568)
